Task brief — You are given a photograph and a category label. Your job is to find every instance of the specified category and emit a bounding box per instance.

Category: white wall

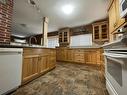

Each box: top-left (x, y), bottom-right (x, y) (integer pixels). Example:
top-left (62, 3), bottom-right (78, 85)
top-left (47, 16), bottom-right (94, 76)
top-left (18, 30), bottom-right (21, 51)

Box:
top-left (48, 36), bottom-right (59, 48)
top-left (70, 34), bottom-right (92, 46)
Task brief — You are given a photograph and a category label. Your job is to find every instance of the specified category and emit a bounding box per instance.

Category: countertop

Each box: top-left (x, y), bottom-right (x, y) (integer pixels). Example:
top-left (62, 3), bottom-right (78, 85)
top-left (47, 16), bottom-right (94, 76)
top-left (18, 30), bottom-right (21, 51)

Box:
top-left (69, 46), bottom-right (102, 49)
top-left (0, 44), bottom-right (56, 49)
top-left (56, 46), bottom-right (102, 49)
top-left (0, 44), bottom-right (102, 49)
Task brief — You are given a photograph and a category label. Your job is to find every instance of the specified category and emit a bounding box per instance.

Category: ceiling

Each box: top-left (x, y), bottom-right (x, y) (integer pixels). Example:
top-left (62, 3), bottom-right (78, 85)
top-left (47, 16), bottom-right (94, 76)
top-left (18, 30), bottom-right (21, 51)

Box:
top-left (12, 0), bottom-right (109, 37)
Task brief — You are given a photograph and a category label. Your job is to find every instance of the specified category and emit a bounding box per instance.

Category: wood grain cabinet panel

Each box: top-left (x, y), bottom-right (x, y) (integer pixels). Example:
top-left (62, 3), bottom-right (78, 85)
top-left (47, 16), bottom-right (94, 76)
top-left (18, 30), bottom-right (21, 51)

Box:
top-left (108, 0), bottom-right (125, 41)
top-left (58, 28), bottom-right (70, 47)
top-left (22, 56), bottom-right (39, 83)
top-left (56, 48), bottom-right (103, 65)
top-left (92, 21), bottom-right (109, 42)
top-left (39, 56), bottom-right (48, 74)
top-left (22, 48), bottom-right (56, 84)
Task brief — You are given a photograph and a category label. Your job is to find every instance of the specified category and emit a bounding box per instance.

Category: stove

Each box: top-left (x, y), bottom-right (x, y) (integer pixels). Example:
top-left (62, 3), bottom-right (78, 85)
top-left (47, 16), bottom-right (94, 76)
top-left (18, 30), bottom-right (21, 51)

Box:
top-left (103, 33), bottom-right (127, 95)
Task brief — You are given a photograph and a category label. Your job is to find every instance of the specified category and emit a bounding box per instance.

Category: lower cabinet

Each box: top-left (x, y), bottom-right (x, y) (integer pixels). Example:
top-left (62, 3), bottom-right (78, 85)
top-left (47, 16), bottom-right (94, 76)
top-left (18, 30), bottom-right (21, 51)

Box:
top-left (56, 48), bottom-right (103, 65)
top-left (22, 48), bottom-right (56, 84)
top-left (85, 50), bottom-right (98, 64)
top-left (39, 55), bottom-right (48, 74)
top-left (22, 55), bottom-right (39, 83)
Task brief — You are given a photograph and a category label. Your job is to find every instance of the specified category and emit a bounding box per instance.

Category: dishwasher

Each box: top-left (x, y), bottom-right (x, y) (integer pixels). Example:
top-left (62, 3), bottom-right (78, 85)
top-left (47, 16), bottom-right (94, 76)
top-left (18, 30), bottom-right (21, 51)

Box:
top-left (0, 48), bottom-right (23, 95)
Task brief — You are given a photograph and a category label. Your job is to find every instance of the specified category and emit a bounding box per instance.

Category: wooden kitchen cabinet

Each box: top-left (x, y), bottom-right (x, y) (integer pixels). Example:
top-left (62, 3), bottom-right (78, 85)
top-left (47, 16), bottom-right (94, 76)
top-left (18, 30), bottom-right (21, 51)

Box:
top-left (49, 56), bottom-right (56, 69)
top-left (108, 0), bottom-right (125, 34)
top-left (92, 21), bottom-right (109, 42)
top-left (67, 49), bottom-right (74, 61)
top-left (39, 55), bottom-right (48, 74)
top-left (22, 55), bottom-right (39, 83)
top-left (22, 48), bottom-right (56, 84)
top-left (58, 28), bottom-right (70, 47)
top-left (74, 49), bottom-right (85, 63)
top-left (85, 50), bottom-right (98, 64)
top-left (56, 47), bottom-right (103, 65)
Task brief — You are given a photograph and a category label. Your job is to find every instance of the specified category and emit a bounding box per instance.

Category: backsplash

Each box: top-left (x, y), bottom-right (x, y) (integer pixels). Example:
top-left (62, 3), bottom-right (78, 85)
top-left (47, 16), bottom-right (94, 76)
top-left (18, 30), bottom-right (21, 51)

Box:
top-left (0, 0), bottom-right (13, 44)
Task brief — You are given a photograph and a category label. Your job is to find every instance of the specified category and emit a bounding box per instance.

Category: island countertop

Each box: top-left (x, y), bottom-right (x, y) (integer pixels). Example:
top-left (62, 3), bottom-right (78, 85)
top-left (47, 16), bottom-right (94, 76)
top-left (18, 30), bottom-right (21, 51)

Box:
top-left (0, 44), bottom-right (56, 49)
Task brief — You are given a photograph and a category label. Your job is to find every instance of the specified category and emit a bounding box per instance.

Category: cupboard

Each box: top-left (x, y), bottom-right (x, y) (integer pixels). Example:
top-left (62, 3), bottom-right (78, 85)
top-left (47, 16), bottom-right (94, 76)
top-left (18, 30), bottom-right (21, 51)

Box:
top-left (56, 47), bottom-right (103, 65)
top-left (22, 48), bottom-right (56, 84)
top-left (108, 0), bottom-right (125, 39)
top-left (58, 28), bottom-right (70, 47)
top-left (92, 21), bottom-right (109, 42)
top-left (22, 55), bottom-right (39, 83)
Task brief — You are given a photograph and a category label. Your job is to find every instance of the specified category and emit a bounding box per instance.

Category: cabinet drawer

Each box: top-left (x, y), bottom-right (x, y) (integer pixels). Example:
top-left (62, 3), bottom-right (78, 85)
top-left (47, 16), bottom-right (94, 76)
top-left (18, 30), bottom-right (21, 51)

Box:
top-left (75, 54), bottom-right (84, 58)
top-left (75, 58), bottom-right (85, 63)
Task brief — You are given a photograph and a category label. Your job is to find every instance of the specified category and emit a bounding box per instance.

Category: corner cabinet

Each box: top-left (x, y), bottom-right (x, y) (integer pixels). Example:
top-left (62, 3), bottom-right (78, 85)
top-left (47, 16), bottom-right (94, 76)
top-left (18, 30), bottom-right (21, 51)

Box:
top-left (92, 21), bottom-right (109, 42)
top-left (58, 28), bottom-right (70, 47)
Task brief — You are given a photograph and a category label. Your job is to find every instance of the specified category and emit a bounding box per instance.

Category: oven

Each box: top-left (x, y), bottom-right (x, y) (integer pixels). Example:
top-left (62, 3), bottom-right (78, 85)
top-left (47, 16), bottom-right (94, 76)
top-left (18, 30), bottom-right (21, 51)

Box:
top-left (104, 49), bottom-right (127, 95)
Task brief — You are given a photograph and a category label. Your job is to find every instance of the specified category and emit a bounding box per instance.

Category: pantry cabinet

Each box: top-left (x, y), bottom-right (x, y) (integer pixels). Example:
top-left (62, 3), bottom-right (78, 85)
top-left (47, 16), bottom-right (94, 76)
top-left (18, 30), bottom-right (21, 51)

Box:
top-left (22, 48), bottom-right (56, 85)
top-left (92, 21), bottom-right (109, 42)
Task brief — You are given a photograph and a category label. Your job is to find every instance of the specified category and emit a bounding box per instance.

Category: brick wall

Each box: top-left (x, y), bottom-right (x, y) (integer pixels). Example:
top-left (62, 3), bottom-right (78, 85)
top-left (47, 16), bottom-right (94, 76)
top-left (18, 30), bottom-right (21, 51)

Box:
top-left (0, 0), bottom-right (13, 44)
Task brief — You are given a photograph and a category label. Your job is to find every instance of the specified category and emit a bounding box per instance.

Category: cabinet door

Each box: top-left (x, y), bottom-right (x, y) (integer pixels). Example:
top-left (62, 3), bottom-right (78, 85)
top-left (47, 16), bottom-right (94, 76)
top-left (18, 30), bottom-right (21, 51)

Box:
top-left (85, 51), bottom-right (97, 64)
top-left (49, 56), bottom-right (56, 69)
top-left (59, 32), bottom-right (63, 43)
top-left (39, 56), bottom-right (48, 74)
top-left (93, 26), bottom-right (100, 41)
top-left (100, 24), bottom-right (109, 41)
top-left (22, 56), bottom-right (39, 82)
top-left (67, 49), bottom-right (74, 61)
top-left (109, 0), bottom-right (117, 33)
top-left (85, 51), bottom-right (92, 64)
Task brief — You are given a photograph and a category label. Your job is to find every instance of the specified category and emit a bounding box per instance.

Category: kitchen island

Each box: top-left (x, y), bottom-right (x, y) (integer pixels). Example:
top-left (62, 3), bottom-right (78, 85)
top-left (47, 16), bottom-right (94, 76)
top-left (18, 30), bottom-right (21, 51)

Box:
top-left (0, 44), bottom-right (56, 85)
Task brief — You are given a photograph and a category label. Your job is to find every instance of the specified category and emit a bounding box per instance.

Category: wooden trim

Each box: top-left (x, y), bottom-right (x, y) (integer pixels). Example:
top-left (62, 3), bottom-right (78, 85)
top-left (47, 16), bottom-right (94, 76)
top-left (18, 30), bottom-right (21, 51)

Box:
top-left (111, 22), bottom-right (127, 34)
top-left (108, 0), bottom-right (115, 11)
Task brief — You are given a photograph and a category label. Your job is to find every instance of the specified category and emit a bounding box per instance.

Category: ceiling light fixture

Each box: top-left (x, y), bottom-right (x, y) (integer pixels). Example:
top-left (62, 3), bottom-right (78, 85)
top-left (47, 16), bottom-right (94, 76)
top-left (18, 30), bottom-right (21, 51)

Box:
top-left (62, 4), bottom-right (74, 15)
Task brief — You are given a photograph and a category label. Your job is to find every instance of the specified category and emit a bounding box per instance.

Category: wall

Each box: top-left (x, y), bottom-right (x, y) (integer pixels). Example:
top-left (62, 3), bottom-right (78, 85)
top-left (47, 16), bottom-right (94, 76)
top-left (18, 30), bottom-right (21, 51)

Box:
top-left (0, 0), bottom-right (13, 43)
top-left (27, 24), bottom-right (93, 45)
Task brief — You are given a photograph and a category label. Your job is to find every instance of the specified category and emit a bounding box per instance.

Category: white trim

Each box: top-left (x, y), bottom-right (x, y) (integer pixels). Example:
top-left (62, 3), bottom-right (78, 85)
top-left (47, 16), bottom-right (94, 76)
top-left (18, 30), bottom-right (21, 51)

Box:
top-left (106, 78), bottom-right (119, 95)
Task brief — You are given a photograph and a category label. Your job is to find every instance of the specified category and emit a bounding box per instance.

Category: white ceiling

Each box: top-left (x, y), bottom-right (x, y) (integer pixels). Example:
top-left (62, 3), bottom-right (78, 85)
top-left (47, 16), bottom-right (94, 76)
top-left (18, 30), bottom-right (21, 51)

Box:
top-left (12, 0), bottom-right (109, 37)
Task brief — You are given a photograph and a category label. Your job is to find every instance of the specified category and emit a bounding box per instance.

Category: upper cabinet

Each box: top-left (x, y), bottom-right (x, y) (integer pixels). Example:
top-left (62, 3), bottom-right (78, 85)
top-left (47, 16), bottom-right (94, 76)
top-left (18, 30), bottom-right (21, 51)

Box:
top-left (92, 21), bottom-right (109, 42)
top-left (108, 0), bottom-right (125, 34)
top-left (58, 28), bottom-right (70, 47)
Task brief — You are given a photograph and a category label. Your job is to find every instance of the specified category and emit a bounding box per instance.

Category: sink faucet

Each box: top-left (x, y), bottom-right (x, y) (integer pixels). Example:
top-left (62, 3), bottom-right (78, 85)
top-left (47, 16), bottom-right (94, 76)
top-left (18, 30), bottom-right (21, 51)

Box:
top-left (29, 36), bottom-right (37, 46)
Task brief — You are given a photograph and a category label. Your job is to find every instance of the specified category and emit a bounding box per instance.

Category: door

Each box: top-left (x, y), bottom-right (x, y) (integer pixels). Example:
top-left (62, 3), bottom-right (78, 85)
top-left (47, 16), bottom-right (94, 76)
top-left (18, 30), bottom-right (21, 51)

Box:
top-left (39, 56), bottom-right (48, 74)
top-left (100, 24), bottom-right (109, 41)
top-left (93, 25), bottom-right (100, 41)
top-left (49, 56), bottom-right (56, 69)
top-left (109, 0), bottom-right (117, 33)
top-left (22, 56), bottom-right (39, 83)
top-left (85, 51), bottom-right (97, 64)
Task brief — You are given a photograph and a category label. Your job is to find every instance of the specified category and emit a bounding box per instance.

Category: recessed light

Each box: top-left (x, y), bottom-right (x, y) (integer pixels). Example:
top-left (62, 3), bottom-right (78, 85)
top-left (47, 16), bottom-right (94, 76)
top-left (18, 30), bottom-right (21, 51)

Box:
top-left (62, 4), bottom-right (74, 15)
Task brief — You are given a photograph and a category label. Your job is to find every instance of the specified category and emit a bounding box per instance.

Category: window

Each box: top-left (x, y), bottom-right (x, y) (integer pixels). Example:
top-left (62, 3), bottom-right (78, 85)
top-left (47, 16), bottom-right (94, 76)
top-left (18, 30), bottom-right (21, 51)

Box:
top-left (48, 36), bottom-right (59, 48)
top-left (70, 34), bottom-right (92, 46)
